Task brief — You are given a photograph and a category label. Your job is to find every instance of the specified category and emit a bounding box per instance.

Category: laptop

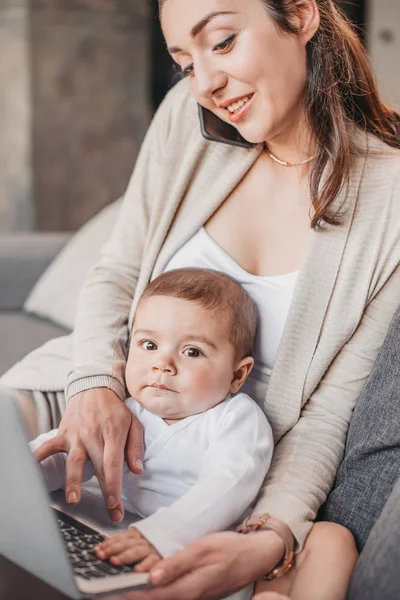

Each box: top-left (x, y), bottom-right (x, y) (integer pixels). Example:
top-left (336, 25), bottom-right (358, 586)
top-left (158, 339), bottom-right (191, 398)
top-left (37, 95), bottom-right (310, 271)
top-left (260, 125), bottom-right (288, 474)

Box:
top-left (0, 387), bottom-right (150, 598)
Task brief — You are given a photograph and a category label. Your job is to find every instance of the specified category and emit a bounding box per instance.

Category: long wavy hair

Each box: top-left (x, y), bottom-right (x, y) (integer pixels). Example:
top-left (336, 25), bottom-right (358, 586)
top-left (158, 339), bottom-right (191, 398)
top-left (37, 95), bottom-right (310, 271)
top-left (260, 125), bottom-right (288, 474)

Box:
top-left (159, 0), bottom-right (400, 228)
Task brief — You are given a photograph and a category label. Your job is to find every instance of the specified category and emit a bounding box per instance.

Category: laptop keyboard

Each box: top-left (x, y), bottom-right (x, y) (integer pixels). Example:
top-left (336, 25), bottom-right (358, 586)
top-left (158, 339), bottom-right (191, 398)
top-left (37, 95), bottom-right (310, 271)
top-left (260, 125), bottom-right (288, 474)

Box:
top-left (55, 509), bottom-right (135, 580)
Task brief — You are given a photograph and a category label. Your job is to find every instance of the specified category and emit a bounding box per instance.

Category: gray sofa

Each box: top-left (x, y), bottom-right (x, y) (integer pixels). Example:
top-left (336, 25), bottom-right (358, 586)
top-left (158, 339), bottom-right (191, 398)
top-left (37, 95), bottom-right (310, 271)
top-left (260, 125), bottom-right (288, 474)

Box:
top-left (0, 233), bottom-right (71, 376)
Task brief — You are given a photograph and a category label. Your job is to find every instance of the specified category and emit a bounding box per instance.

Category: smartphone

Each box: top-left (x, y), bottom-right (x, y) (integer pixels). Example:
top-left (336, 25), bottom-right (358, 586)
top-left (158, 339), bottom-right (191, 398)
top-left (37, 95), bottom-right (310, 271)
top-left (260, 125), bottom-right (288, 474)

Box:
top-left (198, 104), bottom-right (255, 149)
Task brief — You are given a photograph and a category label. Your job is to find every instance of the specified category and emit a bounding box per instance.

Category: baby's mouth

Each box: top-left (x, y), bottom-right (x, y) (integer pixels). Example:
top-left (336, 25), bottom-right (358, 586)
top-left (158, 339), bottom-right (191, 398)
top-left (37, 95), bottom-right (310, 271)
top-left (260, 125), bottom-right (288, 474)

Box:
top-left (149, 383), bottom-right (176, 392)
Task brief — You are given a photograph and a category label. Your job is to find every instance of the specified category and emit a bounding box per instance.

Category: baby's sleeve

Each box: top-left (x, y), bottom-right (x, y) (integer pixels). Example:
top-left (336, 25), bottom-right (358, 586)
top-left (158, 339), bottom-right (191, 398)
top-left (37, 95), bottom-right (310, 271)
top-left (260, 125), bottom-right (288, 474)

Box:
top-left (134, 394), bottom-right (274, 557)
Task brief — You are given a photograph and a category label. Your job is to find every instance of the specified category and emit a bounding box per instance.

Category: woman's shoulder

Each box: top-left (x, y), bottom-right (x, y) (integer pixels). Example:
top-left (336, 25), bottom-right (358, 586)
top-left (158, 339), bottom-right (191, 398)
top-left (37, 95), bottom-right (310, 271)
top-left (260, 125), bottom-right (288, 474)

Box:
top-left (353, 129), bottom-right (400, 207)
top-left (349, 130), bottom-right (400, 258)
top-left (363, 130), bottom-right (400, 176)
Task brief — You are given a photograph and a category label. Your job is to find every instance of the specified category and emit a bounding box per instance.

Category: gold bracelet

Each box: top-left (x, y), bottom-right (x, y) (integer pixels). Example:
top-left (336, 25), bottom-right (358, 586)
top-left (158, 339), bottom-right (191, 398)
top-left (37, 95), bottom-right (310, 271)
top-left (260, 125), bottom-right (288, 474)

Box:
top-left (236, 514), bottom-right (295, 581)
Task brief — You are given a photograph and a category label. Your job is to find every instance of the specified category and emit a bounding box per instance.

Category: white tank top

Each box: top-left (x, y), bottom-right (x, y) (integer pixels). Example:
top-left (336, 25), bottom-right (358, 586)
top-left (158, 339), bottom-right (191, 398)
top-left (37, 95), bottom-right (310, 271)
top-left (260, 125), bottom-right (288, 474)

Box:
top-left (163, 227), bottom-right (298, 408)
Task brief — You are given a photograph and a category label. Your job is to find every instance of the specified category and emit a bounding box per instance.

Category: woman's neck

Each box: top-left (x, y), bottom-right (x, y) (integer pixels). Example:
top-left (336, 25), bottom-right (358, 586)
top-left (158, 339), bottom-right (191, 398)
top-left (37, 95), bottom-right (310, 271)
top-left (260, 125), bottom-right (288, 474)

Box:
top-left (265, 113), bottom-right (318, 168)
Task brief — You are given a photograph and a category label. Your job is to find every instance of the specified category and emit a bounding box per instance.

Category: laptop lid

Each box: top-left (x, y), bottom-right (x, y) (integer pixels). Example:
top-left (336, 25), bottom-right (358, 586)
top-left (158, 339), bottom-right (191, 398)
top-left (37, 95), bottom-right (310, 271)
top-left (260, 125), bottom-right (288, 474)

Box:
top-left (0, 386), bottom-right (81, 599)
top-left (0, 387), bottom-right (150, 598)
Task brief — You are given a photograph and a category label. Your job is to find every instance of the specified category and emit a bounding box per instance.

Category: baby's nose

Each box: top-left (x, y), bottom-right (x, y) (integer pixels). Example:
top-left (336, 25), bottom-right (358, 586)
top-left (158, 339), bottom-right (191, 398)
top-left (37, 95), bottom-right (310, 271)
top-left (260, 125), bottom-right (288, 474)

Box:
top-left (152, 358), bottom-right (176, 373)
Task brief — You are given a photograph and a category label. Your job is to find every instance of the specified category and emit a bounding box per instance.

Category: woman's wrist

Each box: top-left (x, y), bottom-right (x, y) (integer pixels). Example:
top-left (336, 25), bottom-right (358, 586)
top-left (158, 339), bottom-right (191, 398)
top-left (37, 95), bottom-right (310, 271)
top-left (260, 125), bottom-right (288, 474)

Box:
top-left (240, 529), bottom-right (286, 582)
top-left (66, 377), bottom-right (125, 403)
top-left (237, 514), bottom-right (295, 580)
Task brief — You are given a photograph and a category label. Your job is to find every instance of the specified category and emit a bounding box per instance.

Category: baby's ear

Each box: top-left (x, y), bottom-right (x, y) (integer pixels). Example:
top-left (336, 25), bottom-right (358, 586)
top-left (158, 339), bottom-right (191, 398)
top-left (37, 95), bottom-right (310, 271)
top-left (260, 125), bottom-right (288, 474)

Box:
top-left (230, 357), bottom-right (254, 394)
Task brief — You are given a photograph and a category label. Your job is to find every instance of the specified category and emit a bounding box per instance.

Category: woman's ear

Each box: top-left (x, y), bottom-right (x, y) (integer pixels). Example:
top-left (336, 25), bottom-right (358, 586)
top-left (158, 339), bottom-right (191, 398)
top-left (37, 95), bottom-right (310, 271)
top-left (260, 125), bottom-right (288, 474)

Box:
top-left (230, 357), bottom-right (255, 395)
top-left (290, 0), bottom-right (320, 44)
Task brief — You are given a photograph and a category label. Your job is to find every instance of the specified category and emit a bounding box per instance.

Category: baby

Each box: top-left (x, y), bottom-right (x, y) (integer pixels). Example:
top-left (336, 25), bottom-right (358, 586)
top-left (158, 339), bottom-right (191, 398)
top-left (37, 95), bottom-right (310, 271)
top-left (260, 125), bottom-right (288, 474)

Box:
top-left (31, 267), bottom-right (358, 600)
top-left (31, 268), bottom-right (274, 598)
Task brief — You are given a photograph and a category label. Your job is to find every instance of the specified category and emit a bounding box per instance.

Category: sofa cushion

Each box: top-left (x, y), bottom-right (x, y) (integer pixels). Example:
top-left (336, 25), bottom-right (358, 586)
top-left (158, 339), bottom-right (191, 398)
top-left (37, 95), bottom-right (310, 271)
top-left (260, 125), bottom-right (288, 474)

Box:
top-left (24, 199), bottom-right (122, 331)
top-left (0, 312), bottom-right (69, 376)
top-left (0, 233), bottom-right (71, 310)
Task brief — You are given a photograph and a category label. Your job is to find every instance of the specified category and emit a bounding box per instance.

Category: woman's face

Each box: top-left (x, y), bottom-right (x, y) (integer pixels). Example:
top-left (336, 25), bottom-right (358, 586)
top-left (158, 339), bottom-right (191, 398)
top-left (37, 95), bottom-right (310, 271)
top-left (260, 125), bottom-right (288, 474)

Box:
top-left (161, 0), bottom-right (314, 145)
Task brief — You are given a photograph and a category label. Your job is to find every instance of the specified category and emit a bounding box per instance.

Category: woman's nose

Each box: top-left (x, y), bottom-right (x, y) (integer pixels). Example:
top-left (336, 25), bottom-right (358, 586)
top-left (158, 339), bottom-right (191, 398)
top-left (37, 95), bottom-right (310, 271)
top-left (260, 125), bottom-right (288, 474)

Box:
top-left (194, 58), bottom-right (227, 99)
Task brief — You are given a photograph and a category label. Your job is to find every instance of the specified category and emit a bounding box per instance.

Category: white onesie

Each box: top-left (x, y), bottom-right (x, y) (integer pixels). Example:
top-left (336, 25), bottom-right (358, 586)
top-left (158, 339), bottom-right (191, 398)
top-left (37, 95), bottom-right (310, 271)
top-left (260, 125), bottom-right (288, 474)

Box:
top-left (31, 393), bottom-right (274, 599)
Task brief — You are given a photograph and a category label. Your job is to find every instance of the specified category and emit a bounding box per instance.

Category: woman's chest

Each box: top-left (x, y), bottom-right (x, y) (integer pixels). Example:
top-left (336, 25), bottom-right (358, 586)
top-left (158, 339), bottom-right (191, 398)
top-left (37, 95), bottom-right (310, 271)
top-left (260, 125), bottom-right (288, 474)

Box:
top-left (204, 159), bottom-right (311, 277)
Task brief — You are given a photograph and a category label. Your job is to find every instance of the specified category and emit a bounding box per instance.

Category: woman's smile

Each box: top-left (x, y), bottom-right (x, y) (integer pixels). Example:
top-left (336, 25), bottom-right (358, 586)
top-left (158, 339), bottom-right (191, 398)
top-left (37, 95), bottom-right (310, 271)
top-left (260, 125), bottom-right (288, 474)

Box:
top-left (225, 92), bottom-right (256, 123)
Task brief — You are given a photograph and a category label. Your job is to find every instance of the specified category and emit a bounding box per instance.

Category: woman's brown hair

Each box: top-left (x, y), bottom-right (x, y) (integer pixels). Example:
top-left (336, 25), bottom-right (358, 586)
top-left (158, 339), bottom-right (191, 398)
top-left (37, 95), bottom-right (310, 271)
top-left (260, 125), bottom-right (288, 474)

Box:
top-left (159, 0), bottom-right (400, 228)
top-left (266, 0), bottom-right (400, 228)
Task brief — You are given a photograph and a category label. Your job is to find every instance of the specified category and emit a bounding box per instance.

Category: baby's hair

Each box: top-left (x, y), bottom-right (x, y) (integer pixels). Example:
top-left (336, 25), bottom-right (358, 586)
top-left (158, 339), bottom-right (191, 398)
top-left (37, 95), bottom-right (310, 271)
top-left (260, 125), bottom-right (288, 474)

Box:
top-left (140, 268), bottom-right (258, 360)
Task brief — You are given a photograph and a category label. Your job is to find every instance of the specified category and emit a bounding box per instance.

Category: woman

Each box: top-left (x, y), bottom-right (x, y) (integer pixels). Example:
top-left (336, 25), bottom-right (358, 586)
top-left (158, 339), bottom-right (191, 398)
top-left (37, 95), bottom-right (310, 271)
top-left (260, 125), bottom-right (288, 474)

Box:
top-left (3, 0), bottom-right (400, 598)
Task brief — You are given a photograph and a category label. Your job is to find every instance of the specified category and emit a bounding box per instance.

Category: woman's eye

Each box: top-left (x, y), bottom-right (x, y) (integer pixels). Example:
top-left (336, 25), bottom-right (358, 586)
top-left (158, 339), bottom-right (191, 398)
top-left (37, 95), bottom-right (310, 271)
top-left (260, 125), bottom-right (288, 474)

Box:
top-left (181, 64), bottom-right (194, 78)
top-left (184, 347), bottom-right (203, 358)
top-left (141, 340), bottom-right (157, 351)
top-left (213, 34), bottom-right (236, 53)
top-left (179, 34), bottom-right (236, 78)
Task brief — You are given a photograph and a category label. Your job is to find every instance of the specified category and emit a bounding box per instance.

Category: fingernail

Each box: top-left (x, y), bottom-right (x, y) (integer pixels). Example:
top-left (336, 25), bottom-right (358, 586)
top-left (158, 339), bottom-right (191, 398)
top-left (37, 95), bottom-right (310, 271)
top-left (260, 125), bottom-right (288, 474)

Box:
top-left (68, 491), bottom-right (78, 504)
top-left (135, 459), bottom-right (143, 472)
top-left (111, 508), bottom-right (123, 523)
top-left (107, 495), bottom-right (117, 509)
top-left (151, 569), bottom-right (165, 584)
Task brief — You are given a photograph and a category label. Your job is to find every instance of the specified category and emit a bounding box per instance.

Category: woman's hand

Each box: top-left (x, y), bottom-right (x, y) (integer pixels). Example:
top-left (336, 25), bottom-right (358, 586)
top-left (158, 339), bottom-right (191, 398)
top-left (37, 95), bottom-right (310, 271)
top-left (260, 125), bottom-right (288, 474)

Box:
top-left (33, 387), bottom-right (144, 522)
top-left (95, 528), bottom-right (162, 572)
top-left (126, 530), bottom-right (285, 600)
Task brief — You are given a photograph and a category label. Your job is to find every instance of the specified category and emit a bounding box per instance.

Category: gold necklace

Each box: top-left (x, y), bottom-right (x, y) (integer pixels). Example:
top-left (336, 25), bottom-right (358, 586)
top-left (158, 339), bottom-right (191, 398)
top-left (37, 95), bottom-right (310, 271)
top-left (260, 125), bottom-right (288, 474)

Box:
top-left (267, 148), bottom-right (318, 167)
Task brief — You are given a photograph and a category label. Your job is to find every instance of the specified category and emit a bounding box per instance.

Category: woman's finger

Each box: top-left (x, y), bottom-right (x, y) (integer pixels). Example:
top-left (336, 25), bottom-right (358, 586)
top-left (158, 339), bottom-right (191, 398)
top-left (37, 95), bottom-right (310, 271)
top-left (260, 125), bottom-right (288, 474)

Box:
top-left (99, 405), bottom-right (134, 520)
top-left (125, 415), bottom-right (145, 474)
top-left (34, 435), bottom-right (68, 462)
top-left (64, 445), bottom-right (88, 504)
top-left (132, 564), bottom-right (217, 600)
top-left (103, 435), bottom-right (125, 516)
top-left (85, 442), bottom-right (124, 523)
top-left (149, 545), bottom-right (202, 586)
top-left (134, 553), bottom-right (161, 573)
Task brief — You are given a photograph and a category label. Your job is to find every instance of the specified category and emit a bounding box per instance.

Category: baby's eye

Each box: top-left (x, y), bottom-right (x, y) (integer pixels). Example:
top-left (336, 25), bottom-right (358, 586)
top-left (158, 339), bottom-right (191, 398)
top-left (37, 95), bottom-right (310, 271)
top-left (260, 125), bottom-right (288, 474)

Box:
top-left (141, 340), bottom-right (157, 351)
top-left (183, 347), bottom-right (203, 358)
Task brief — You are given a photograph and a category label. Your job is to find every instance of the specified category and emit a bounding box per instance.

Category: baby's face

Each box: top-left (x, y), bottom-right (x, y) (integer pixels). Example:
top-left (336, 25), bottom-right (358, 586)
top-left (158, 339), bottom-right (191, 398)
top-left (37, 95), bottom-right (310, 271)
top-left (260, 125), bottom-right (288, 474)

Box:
top-left (125, 295), bottom-right (239, 420)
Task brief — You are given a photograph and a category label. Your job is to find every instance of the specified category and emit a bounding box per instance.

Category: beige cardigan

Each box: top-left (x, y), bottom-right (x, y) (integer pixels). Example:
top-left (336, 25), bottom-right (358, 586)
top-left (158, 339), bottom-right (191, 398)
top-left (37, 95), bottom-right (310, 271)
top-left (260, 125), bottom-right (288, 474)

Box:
top-left (3, 79), bottom-right (400, 547)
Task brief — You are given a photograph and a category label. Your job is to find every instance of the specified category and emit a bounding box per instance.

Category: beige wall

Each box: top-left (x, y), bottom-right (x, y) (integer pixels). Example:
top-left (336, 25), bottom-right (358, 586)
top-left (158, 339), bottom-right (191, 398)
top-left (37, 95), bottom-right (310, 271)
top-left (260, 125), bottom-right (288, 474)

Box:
top-left (368, 0), bottom-right (400, 110)
top-left (0, 0), bottom-right (151, 232)
top-left (0, 3), bottom-right (33, 231)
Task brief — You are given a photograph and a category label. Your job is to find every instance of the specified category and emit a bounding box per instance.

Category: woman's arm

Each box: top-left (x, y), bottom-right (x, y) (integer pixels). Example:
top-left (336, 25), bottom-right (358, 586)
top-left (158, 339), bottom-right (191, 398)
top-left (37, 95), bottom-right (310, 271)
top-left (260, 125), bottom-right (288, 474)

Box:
top-left (34, 80), bottom-right (194, 522)
top-left (126, 530), bottom-right (285, 600)
top-left (66, 89), bottom-right (176, 402)
top-left (253, 264), bottom-right (400, 548)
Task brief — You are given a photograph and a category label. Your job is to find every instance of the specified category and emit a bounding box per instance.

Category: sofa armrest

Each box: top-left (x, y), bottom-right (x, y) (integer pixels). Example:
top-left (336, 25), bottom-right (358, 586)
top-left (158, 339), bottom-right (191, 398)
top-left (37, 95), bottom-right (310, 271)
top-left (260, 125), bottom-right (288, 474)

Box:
top-left (0, 233), bottom-right (71, 310)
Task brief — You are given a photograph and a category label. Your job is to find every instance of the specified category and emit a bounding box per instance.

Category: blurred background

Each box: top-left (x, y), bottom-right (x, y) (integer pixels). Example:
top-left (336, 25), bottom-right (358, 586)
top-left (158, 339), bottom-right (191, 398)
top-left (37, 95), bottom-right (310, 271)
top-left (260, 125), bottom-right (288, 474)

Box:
top-left (0, 0), bottom-right (398, 233)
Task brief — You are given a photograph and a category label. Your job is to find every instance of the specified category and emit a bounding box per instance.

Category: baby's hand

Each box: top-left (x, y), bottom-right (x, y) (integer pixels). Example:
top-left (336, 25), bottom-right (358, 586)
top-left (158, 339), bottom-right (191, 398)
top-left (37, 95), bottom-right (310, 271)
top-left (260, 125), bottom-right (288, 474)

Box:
top-left (94, 528), bottom-right (162, 572)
